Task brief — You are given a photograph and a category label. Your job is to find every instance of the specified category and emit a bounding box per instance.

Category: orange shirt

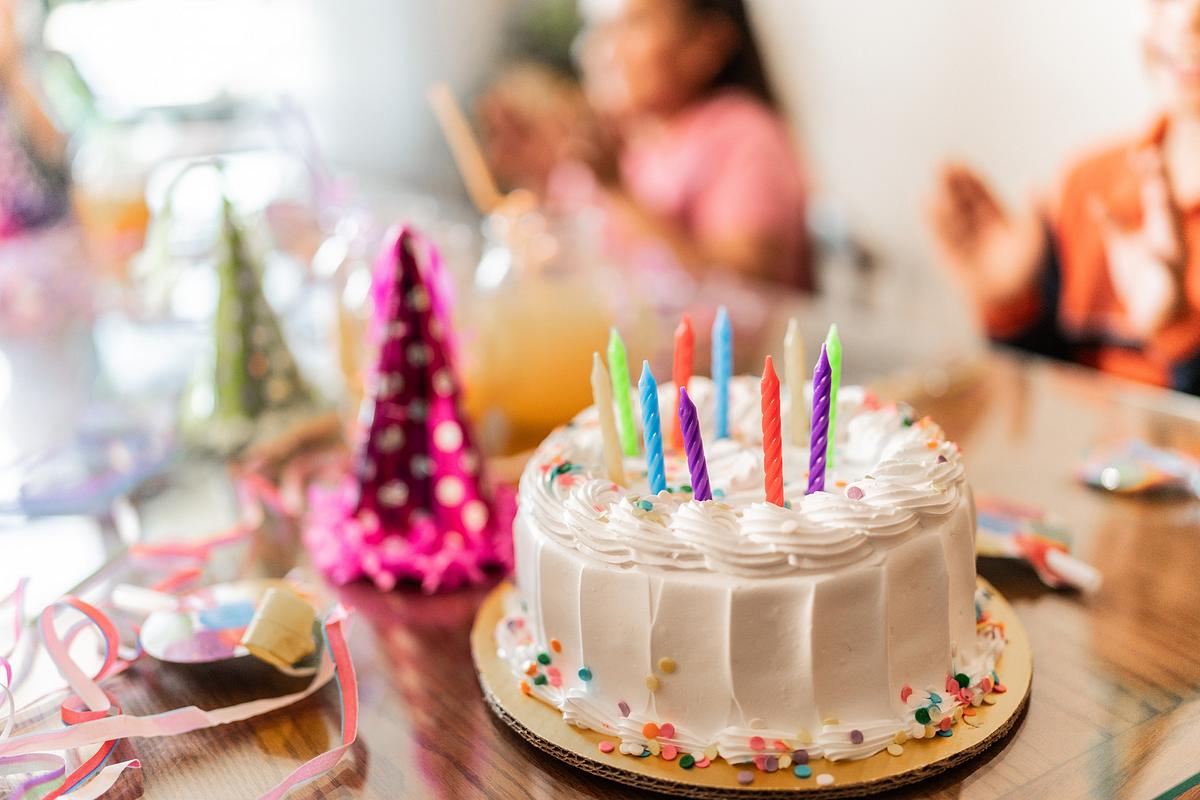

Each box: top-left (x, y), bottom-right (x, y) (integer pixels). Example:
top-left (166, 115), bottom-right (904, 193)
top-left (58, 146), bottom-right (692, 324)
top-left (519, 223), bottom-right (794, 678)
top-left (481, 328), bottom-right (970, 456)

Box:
top-left (985, 117), bottom-right (1200, 393)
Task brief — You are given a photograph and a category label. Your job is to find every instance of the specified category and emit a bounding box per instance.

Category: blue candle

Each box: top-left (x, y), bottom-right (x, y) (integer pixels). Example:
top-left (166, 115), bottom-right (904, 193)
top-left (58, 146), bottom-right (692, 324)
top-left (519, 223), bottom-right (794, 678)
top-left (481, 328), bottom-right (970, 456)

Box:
top-left (712, 306), bottom-right (731, 439)
top-left (639, 361), bottom-right (667, 495)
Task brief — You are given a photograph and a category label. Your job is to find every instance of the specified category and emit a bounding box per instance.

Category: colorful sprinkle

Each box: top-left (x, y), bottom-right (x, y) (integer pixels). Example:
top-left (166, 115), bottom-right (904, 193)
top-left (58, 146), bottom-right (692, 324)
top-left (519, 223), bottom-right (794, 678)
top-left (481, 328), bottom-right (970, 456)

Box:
top-left (618, 701), bottom-right (630, 717)
top-left (643, 722), bottom-right (660, 739)
top-left (849, 729), bottom-right (864, 744)
top-left (792, 749), bottom-right (809, 764)
top-left (753, 755), bottom-right (767, 770)
top-left (578, 667), bottom-right (592, 681)
top-left (661, 745), bottom-right (678, 761)
top-left (893, 730), bottom-right (908, 745)
top-left (523, 662), bottom-right (537, 676)
top-left (637, 500), bottom-right (653, 512)
top-left (822, 717), bottom-right (839, 726)
top-left (938, 717), bottom-right (952, 731)
top-left (793, 765), bottom-right (812, 779)
top-left (645, 675), bottom-right (660, 692)
top-left (647, 741), bottom-right (661, 756)
top-left (638, 749), bottom-right (651, 758)
top-left (764, 756), bottom-right (779, 773)
top-left (955, 673), bottom-right (970, 688)
top-left (533, 674), bottom-right (547, 686)
top-left (680, 754), bottom-right (695, 769)
top-left (915, 708), bottom-right (931, 725)
top-left (550, 638), bottom-right (562, 653)
top-left (695, 757), bottom-right (711, 769)
top-left (993, 683), bottom-right (1008, 694)
top-left (704, 744), bottom-right (720, 761)
top-left (520, 681), bottom-right (531, 696)
top-left (749, 736), bottom-right (766, 751)
top-left (796, 729), bottom-right (812, 745)
top-left (963, 707), bottom-right (977, 717)
top-left (846, 485), bottom-right (864, 500)
top-left (887, 743), bottom-right (904, 757)
top-left (749, 717), bottom-right (767, 729)
top-left (816, 773), bottom-right (834, 786)
top-left (537, 652), bottom-right (551, 665)
top-left (658, 657), bottom-right (677, 674)
top-left (659, 723), bottom-right (676, 739)
top-left (780, 755), bottom-right (792, 769)
top-left (980, 677), bottom-right (993, 693)
top-left (929, 693), bottom-right (942, 705)
top-left (936, 729), bottom-right (953, 738)
top-left (548, 672), bottom-right (562, 688)
top-left (598, 741), bottom-right (614, 753)
top-left (737, 771), bottom-right (754, 785)
top-left (773, 739), bottom-right (789, 752)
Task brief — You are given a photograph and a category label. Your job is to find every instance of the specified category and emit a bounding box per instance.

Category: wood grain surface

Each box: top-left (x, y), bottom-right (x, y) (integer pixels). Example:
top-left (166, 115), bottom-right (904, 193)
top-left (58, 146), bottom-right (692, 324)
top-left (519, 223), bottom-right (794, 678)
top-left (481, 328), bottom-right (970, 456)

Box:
top-left (52, 351), bottom-right (1200, 799)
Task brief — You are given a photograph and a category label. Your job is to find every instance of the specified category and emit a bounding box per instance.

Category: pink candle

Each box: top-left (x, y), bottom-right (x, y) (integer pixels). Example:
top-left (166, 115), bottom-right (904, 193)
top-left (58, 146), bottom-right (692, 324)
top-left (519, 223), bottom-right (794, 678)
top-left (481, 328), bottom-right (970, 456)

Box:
top-left (671, 314), bottom-right (694, 450)
top-left (761, 356), bottom-right (784, 506)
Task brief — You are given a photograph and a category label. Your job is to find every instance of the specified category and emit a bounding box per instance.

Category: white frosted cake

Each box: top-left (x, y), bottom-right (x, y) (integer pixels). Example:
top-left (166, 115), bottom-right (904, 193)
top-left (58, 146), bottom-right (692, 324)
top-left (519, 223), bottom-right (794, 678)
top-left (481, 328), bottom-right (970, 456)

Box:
top-left (496, 376), bottom-right (1005, 774)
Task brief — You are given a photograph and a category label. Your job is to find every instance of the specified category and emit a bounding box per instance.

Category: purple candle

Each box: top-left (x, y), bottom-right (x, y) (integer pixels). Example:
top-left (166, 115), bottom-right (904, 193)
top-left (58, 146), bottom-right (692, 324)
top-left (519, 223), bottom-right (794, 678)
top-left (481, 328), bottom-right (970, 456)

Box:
top-left (807, 344), bottom-right (831, 494)
top-left (677, 387), bottom-right (712, 501)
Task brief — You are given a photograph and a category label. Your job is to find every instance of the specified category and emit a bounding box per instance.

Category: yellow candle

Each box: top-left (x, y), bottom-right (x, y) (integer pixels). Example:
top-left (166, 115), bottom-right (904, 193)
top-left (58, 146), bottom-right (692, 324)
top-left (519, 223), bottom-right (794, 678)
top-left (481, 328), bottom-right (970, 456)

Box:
top-left (591, 353), bottom-right (627, 485)
top-left (784, 318), bottom-right (806, 446)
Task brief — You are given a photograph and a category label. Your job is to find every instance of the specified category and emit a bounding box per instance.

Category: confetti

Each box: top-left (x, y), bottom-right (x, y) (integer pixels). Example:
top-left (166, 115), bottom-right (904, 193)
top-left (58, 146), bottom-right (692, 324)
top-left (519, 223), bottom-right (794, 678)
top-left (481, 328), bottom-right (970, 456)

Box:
top-left (846, 485), bottom-right (864, 500)
top-left (550, 638), bottom-right (562, 653)
top-left (643, 722), bottom-right (660, 739)
top-left (850, 729), bottom-right (864, 744)
top-left (936, 729), bottom-right (953, 738)
top-left (661, 745), bottom-right (678, 761)
top-left (520, 681), bottom-right (531, 696)
top-left (792, 749), bottom-right (809, 764)
top-left (816, 773), bottom-right (834, 786)
top-left (660, 723), bottom-right (676, 739)
top-left (955, 673), bottom-right (970, 688)
top-left (695, 757), bottom-right (711, 769)
top-left (704, 744), bottom-right (720, 761)
top-left (658, 657), bottom-right (677, 674)
top-left (647, 741), bottom-right (661, 756)
top-left (533, 674), bottom-right (547, 686)
top-left (780, 755), bottom-right (792, 769)
top-left (537, 652), bottom-right (551, 665)
top-left (887, 743), bottom-right (904, 756)
top-left (737, 771), bottom-right (754, 785)
top-left (793, 765), bottom-right (812, 779)
top-left (680, 754), bottom-right (696, 769)
top-left (749, 736), bottom-right (766, 751)
top-left (764, 756), bottom-right (779, 773)
top-left (915, 708), bottom-right (931, 725)
top-left (578, 667), bottom-right (592, 681)
top-left (598, 741), bottom-right (614, 753)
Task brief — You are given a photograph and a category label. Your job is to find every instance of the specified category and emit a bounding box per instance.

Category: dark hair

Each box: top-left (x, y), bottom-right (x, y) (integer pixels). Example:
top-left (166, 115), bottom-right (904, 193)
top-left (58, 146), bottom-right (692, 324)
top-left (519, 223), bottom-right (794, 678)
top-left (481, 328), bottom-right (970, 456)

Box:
top-left (684, 0), bottom-right (777, 108)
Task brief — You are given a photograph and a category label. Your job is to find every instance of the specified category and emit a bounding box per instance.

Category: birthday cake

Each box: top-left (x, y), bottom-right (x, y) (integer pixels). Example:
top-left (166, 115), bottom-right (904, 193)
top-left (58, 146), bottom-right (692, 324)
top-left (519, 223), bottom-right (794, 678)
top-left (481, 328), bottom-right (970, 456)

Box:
top-left (496, 362), bottom-right (1007, 773)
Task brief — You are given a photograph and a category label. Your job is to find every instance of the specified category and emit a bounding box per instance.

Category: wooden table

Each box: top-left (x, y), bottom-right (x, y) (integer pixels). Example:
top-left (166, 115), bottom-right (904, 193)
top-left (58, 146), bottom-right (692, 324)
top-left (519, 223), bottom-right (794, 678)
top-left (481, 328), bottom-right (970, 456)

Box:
top-left (21, 349), bottom-right (1200, 800)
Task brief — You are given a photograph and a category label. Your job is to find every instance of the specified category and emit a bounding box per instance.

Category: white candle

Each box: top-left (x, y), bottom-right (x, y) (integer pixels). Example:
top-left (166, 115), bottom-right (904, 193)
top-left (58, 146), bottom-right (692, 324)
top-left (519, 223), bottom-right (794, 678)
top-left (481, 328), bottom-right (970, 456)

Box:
top-left (591, 353), bottom-right (627, 485)
top-left (784, 318), bottom-right (807, 446)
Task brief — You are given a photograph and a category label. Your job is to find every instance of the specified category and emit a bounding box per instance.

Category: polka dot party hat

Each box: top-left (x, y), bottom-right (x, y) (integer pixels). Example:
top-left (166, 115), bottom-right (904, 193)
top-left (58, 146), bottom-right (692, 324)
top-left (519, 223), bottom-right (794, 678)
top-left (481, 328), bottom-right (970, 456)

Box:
top-left (180, 196), bottom-right (319, 453)
top-left (304, 225), bottom-right (514, 593)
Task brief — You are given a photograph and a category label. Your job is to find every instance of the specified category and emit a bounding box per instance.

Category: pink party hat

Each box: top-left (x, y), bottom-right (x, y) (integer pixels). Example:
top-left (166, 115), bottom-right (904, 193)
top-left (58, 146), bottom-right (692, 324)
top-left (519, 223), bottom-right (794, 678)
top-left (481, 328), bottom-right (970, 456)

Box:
top-left (304, 225), bottom-right (513, 592)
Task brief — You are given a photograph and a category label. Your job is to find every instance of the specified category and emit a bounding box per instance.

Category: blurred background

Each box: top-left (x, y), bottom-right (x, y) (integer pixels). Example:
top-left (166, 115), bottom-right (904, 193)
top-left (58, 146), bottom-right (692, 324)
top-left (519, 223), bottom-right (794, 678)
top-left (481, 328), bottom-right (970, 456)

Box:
top-left (0, 0), bottom-right (1171, 510)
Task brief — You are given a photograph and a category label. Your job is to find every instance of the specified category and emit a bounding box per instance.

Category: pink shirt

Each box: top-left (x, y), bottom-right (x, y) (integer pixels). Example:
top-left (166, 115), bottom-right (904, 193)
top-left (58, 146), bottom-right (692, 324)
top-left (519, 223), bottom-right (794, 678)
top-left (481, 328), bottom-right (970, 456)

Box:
top-left (619, 90), bottom-right (810, 289)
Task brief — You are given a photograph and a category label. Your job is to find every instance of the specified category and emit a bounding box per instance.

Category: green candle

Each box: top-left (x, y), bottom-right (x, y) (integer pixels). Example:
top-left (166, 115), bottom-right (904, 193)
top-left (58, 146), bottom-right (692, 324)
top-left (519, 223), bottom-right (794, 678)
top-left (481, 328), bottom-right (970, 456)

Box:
top-left (607, 328), bottom-right (639, 456)
top-left (824, 324), bottom-right (842, 472)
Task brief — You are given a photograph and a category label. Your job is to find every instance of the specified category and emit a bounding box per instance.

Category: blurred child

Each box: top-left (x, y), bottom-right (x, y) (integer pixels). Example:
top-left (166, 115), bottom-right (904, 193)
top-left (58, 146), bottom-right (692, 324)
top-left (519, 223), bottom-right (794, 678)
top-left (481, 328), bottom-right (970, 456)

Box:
top-left (928, 0), bottom-right (1200, 395)
top-left (482, 0), bottom-right (811, 289)
top-left (0, 0), bottom-right (66, 238)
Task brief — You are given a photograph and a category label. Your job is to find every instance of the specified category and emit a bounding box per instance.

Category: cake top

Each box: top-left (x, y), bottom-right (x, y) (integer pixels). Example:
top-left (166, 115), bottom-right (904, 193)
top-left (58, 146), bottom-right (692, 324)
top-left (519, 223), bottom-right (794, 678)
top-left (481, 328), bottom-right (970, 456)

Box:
top-left (520, 376), bottom-right (966, 577)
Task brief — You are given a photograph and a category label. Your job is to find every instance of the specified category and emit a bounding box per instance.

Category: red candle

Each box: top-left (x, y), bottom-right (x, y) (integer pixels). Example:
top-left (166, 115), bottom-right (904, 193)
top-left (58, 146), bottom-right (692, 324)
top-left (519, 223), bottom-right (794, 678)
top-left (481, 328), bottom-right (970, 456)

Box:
top-left (671, 314), bottom-right (694, 450)
top-left (761, 355), bottom-right (784, 506)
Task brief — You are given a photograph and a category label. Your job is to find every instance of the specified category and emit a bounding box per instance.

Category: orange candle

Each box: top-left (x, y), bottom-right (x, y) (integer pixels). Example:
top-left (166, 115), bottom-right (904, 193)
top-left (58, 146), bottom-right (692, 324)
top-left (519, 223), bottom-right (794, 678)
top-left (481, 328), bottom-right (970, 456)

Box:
top-left (671, 314), bottom-right (694, 450)
top-left (761, 356), bottom-right (784, 506)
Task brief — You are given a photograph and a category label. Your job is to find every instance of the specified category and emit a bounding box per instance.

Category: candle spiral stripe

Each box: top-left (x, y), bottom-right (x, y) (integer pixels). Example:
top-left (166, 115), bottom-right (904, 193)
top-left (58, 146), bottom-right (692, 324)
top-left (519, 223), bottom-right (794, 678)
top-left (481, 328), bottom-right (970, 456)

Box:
top-left (639, 361), bottom-right (667, 495)
top-left (713, 306), bottom-right (731, 439)
top-left (677, 387), bottom-right (712, 501)
top-left (761, 356), bottom-right (784, 506)
top-left (808, 344), bottom-right (832, 494)
top-left (607, 329), bottom-right (639, 456)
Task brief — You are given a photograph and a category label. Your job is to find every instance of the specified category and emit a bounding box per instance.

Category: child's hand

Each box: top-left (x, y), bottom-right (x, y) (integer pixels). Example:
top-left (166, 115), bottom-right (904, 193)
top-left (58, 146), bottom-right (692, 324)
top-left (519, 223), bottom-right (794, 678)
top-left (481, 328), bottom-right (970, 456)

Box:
top-left (927, 163), bottom-right (1046, 306)
top-left (1090, 150), bottom-right (1182, 339)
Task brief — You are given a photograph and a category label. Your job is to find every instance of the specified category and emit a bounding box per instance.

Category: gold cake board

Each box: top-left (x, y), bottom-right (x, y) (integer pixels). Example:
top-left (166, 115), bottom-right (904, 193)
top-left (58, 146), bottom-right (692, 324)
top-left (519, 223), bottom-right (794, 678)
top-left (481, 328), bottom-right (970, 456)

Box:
top-left (470, 578), bottom-right (1031, 798)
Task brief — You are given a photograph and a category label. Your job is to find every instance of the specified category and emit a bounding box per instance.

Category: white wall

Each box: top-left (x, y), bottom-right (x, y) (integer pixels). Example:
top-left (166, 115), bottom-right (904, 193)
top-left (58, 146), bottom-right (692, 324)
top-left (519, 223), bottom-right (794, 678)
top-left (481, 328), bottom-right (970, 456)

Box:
top-left (753, 0), bottom-right (1154, 285)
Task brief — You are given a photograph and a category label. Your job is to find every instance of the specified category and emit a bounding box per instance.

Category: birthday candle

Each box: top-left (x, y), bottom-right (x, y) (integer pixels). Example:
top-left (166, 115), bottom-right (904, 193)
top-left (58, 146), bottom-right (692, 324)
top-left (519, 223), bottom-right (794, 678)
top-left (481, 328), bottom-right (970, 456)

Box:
top-left (761, 356), bottom-right (784, 506)
top-left (671, 314), bottom-right (694, 450)
top-left (607, 328), bottom-right (639, 456)
top-left (824, 324), bottom-right (843, 472)
top-left (677, 387), bottom-right (712, 501)
top-left (591, 353), bottom-right (627, 485)
top-left (639, 361), bottom-right (667, 495)
top-left (712, 306), bottom-right (731, 439)
top-left (784, 318), bottom-right (806, 445)
top-left (808, 344), bottom-right (832, 494)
